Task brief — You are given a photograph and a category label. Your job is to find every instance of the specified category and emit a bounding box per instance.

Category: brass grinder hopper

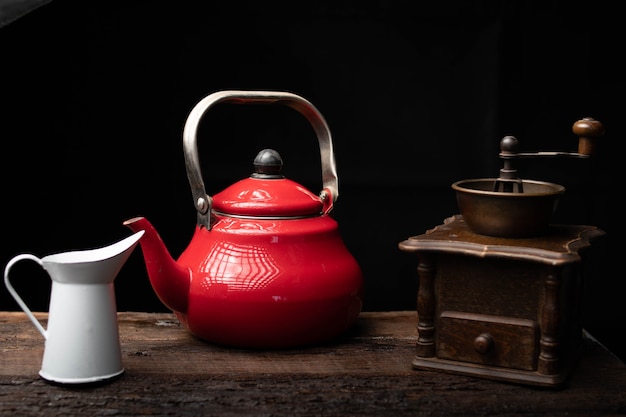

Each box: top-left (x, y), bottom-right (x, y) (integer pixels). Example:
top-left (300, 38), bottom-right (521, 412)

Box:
top-left (452, 117), bottom-right (605, 237)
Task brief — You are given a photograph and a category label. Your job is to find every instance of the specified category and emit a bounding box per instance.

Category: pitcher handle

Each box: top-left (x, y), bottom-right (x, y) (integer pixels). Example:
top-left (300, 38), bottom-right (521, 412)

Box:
top-left (4, 254), bottom-right (47, 338)
top-left (183, 90), bottom-right (339, 229)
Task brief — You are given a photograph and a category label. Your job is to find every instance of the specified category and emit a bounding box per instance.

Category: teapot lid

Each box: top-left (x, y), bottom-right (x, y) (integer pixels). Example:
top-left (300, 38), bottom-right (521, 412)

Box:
top-left (211, 149), bottom-right (324, 218)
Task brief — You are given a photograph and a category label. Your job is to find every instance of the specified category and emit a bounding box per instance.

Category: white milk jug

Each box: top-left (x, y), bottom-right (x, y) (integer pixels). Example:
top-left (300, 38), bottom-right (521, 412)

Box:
top-left (3, 231), bottom-right (144, 384)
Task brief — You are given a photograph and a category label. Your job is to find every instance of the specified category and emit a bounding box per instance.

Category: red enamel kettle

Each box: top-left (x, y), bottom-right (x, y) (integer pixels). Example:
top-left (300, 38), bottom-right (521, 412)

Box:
top-left (124, 90), bottom-right (364, 348)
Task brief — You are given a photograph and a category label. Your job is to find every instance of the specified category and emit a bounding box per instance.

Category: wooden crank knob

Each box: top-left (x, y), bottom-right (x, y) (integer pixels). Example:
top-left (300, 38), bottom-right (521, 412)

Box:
top-left (572, 117), bottom-right (604, 156)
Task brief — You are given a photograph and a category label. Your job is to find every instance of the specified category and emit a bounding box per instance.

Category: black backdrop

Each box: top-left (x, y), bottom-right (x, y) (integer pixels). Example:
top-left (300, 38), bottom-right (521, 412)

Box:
top-left (1, 1), bottom-right (623, 359)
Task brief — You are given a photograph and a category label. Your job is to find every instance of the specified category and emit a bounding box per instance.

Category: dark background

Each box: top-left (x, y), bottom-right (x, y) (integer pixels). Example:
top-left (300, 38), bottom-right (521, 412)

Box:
top-left (1, 1), bottom-right (622, 360)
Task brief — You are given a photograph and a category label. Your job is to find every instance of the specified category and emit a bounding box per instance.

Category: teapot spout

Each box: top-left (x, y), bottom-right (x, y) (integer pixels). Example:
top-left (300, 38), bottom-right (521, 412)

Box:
top-left (123, 217), bottom-right (190, 313)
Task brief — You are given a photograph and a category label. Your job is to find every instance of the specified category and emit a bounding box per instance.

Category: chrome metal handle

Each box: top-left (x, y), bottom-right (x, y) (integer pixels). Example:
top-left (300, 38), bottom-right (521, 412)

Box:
top-left (182, 90), bottom-right (339, 229)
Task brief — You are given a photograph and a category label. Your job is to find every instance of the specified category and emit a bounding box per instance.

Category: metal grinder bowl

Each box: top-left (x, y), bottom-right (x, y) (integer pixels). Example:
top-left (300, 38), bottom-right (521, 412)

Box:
top-left (452, 178), bottom-right (565, 238)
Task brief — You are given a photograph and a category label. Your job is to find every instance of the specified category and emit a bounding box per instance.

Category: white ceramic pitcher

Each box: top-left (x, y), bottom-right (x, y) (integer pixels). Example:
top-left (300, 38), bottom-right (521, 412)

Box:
top-left (3, 230), bottom-right (144, 384)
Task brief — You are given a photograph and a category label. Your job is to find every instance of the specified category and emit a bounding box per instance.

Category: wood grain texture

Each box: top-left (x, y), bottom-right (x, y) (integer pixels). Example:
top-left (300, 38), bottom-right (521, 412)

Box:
top-left (1, 311), bottom-right (625, 416)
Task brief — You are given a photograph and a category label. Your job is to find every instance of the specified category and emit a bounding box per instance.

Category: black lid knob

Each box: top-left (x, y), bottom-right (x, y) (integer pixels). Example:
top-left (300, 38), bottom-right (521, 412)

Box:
top-left (251, 149), bottom-right (285, 179)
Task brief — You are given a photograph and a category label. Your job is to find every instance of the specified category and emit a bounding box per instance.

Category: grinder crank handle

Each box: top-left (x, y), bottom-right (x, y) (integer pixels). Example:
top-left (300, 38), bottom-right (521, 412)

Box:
top-left (494, 117), bottom-right (605, 193)
top-left (573, 117), bottom-right (605, 156)
top-left (500, 117), bottom-right (605, 160)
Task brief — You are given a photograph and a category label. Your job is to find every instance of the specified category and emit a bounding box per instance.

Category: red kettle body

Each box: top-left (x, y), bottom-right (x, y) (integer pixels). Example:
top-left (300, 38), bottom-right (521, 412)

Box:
top-left (125, 91), bottom-right (364, 348)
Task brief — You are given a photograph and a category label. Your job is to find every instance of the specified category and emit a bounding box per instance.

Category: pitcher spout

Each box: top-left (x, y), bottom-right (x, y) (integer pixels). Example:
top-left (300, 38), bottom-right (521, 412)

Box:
top-left (123, 217), bottom-right (190, 313)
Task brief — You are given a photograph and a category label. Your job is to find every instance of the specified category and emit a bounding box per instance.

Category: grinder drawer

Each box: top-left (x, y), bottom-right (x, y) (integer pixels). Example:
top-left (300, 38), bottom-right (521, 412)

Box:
top-left (437, 311), bottom-right (539, 371)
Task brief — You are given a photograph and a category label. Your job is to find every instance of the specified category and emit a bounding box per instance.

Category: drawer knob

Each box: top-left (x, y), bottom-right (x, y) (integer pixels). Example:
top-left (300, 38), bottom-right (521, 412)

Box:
top-left (474, 333), bottom-right (494, 354)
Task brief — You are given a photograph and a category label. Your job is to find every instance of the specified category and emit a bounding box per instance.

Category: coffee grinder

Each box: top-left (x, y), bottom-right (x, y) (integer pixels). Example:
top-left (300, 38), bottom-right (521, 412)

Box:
top-left (399, 117), bottom-right (605, 387)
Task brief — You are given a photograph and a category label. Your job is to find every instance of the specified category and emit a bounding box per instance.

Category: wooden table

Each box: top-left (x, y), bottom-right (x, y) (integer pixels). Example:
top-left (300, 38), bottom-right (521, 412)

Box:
top-left (1, 311), bottom-right (625, 416)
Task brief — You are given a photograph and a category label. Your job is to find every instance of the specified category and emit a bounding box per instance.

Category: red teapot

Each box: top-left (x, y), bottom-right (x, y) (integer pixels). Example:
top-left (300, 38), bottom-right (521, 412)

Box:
top-left (124, 90), bottom-right (364, 348)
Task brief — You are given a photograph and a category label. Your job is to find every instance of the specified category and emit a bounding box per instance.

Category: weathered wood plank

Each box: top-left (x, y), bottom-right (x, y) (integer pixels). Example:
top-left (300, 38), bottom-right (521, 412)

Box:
top-left (1, 311), bottom-right (420, 376)
top-left (1, 311), bottom-right (625, 417)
